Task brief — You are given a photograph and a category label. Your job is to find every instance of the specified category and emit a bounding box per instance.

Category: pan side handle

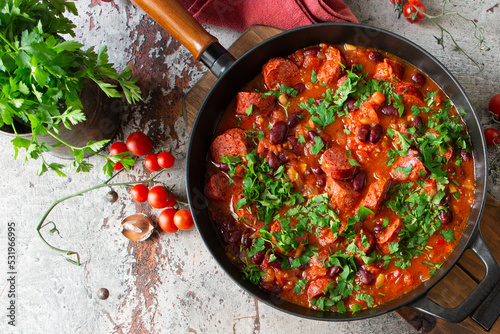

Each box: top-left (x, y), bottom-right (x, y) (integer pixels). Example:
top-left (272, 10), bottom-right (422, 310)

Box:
top-left (408, 231), bottom-right (500, 323)
top-left (133, 0), bottom-right (218, 60)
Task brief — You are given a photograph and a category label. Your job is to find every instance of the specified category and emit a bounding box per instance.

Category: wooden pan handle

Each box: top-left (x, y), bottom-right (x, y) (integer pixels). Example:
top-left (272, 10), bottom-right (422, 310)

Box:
top-left (133, 0), bottom-right (218, 60)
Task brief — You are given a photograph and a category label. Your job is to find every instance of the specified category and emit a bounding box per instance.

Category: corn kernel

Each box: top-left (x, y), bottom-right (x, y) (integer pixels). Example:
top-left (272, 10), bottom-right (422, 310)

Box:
top-left (279, 92), bottom-right (288, 105)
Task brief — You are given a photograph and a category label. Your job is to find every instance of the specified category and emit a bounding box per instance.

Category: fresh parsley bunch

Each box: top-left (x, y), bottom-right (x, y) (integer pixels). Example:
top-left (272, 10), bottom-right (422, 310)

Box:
top-left (0, 0), bottom-right (142, 176)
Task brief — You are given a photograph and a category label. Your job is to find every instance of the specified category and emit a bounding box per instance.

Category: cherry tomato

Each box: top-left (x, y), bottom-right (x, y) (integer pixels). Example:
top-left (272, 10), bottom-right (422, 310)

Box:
top-left (130, 184), bottom-right (149, 202)
top-left (147, 186), bottom-right (177, 209)
top-left (390, 0), bottom-right (402, 4)
top-left (484, 128), bottom-right (500, 146)
top-left (157, 152), bottom-right (175, 169)
top-left (144, 153), bottom-right (161, 171)
top-left (126, 132), bottom-right (152, 156)
top-left (489, 94), bottom-right (500, 118)
top-left (109, 142), bottom-right (128, 170)
top-left (173, 209), bottom-right (195, 230)
top-left (403, 0), bottom-right (426, 23)
top-left (158, 208), bottom-right (179, 233)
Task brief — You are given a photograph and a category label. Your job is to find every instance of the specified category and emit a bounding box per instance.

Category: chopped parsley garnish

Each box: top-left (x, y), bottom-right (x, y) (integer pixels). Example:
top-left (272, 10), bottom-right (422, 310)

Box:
top-left (240, 151), bottom-right (303, 225)
top-left (441, 228), bottom-right (455, 242)
top-left (310, 136), bottom-right (325, 155)
top-left (241, 264), bottom-right (265, 285)
top-left (294, 279), bottom-right (309, 295)
top-left (311, 70), bottom-right (318, 84)
top-left (220, 155), bottom-right (242, 177)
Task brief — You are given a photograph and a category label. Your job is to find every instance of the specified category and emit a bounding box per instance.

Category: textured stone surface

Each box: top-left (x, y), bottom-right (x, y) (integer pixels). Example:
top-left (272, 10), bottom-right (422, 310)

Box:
top-left (0, 0), bottom-right (499, 333)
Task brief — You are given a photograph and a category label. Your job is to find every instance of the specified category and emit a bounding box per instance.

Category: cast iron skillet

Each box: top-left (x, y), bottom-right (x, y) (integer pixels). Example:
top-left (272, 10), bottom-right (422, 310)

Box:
top-left (135, 0), bottom-right (500, 325)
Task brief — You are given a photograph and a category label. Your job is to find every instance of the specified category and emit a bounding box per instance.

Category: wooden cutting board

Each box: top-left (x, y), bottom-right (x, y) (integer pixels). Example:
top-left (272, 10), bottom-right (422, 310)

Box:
top-left (183, 25), bottom-right (500, 333)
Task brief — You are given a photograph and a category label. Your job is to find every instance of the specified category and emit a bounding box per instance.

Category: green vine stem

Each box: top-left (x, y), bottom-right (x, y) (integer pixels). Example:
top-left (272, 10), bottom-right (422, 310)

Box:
top-left (398, 0), bottom-right (489, 69)
top-left (36, 169), bottom-right (179, 266)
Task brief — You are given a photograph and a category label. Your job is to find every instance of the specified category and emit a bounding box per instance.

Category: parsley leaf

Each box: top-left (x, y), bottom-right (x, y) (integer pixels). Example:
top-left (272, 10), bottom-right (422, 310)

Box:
top-left (441, 228), bottom-right (455, 242)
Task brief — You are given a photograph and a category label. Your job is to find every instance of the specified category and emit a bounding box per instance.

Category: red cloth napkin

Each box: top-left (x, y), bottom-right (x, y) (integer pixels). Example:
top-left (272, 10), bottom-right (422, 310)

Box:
top-left (179, 0), bottom-right (358, 31)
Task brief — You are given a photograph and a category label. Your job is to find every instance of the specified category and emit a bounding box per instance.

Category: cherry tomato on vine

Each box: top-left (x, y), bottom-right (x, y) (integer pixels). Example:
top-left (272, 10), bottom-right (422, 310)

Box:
top-left (157, 151), bottom-right (175, 169)
top-left (390, 0), bottom-right (402, 4)
top-left (484, 128), bottom-right (500, 146)
top-left (109, 142), bottom-right (128, 170)
top-left (147, 186), bottom-right (177, 209)
top-left (126, 132), bottom-right (152, 156)
top-left (403, 0), bottom-right (426, 23)
top-left (144, 153), bottom-right (162, 171)
top-left (130, 184), bottom-right (149, 202)
top-left (489, 94), bottom-right (500, 118)
top-left (158, 208), bottom-right (179, 233)
top-left (173, 209), bottom-right (194, 230)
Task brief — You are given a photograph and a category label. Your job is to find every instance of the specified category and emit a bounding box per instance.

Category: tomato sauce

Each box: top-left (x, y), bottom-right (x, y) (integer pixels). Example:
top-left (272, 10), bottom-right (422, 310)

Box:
top-left (205, 43), bottom-right (474, 313)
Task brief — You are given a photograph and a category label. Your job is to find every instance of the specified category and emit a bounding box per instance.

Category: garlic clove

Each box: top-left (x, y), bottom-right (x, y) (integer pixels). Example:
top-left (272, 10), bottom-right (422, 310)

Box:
top-left (120, 214), bottom-right (154, 241)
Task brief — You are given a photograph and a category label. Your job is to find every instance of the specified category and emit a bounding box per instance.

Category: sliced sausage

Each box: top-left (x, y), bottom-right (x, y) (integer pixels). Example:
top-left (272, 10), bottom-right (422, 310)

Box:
top-left (390, 156), bottom-right (427, 181)
top-left (326, 178), bottom-right (360, 212)
top-left (263, 57), bottom-right (300, 90)
top-left (205, 172), bottom-right (230, 201)
top-left (376, 218), bottom-right (404, 245)
top-left (307, 277), bottom-right (333, 300)
top-left (210, 128), bottom-right (249, 164)
top-left (359, 178), bottom-right (392, 213)
top-left (317, 44), bottom-right (345, 84)
top-left (235, 92), bottom-right (275, 116)
top-left (395, 81), bottom-right (424, 106)
top-left (355, 228), bottom-right (375, 254)
top-left (350, 91), bottom-right (385, 128)
top-left (373, 58), bottom-right (405, 81)
top-left (321, 147), bottom-right (355, 180)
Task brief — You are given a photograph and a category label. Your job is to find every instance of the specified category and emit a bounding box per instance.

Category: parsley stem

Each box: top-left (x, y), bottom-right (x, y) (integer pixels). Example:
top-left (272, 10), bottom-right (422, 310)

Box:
top-left (36, 169), bottom-right (172, 265)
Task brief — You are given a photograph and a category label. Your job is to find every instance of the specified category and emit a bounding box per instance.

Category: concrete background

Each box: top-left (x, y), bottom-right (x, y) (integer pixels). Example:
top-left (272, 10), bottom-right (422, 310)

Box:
top-left (0, 0), bottom-right (499, 333)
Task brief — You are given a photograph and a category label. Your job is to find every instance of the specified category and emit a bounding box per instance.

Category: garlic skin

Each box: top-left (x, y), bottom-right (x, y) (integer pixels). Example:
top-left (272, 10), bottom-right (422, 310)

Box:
top-left (120, 214), bottom-right (154, 241)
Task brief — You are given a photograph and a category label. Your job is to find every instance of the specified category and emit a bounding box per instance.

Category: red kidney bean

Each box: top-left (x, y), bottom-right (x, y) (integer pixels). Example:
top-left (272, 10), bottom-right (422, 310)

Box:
top-left (369, 124), bottom-right (384, 144)
top-left (358, 269), bottom-right (374, 285)
top-left (229, 230), bottom-right (242, 244)
top-left (226, 216), bottom-right (235, 231)
top-left (278, 152), bottom-right (289, 163)
top-left (439, 208), bottom-right (453, 225)
top-left (308, 130), bottom-right (319, 141)
top-left (267, 152), bottom-right (282, 170)
top-left (219, 226), bottom-right (230, 245)
top-left (411, 72), bottom-right (426, 86)
top-left (219, 163), bottom-right (230, 172)
top-left (270, 121), bottom-right (288, 145)
top-left (292, 83), bottom-right (305, 95)
top-left (312, 165), bottom-right (324, 175)
top-left (368, 51), bottom-right (384, 63)
top-left (287, 111), bottom-right (302, 128)
top-left (381, 105), bottom-right (399, 117)
top-left (260, 284), bottom-right (282, 294)
top-left (308, 130), bottom-right (327, 148)
top-left (287, 136), bottom-right (302, 156)
top-left (413, 116), bottom-right (424, 134)
top-left (352, 171), bottom-right (367, 192)
top-left (327, 266), bottom-right (340, 278)
top-left (345, 99), bottom-right (358, 111)
top-left (373, 223), bottom-right (383, 233)
top-left (316, 176), bottom-right (326, 187)
top-left (241, 233), bottom-right (252, 249)
top-left (252, 250), bottom-right (266, 264)
top-left (358, 124), bottom-right (371, 142)
top-left (460, 149), bottom-right (470, 162)
top-left (268, 258), bottom-right (282, 269)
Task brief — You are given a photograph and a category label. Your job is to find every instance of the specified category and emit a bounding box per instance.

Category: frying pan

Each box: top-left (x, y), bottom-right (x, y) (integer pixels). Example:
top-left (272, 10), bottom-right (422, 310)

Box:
top-left (134, 0), bottom-right (500, 324)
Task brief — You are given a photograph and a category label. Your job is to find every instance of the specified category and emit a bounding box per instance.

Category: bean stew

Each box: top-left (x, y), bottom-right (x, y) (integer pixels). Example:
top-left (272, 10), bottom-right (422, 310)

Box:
top-left (205, 43), bottom-right (474, 313)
